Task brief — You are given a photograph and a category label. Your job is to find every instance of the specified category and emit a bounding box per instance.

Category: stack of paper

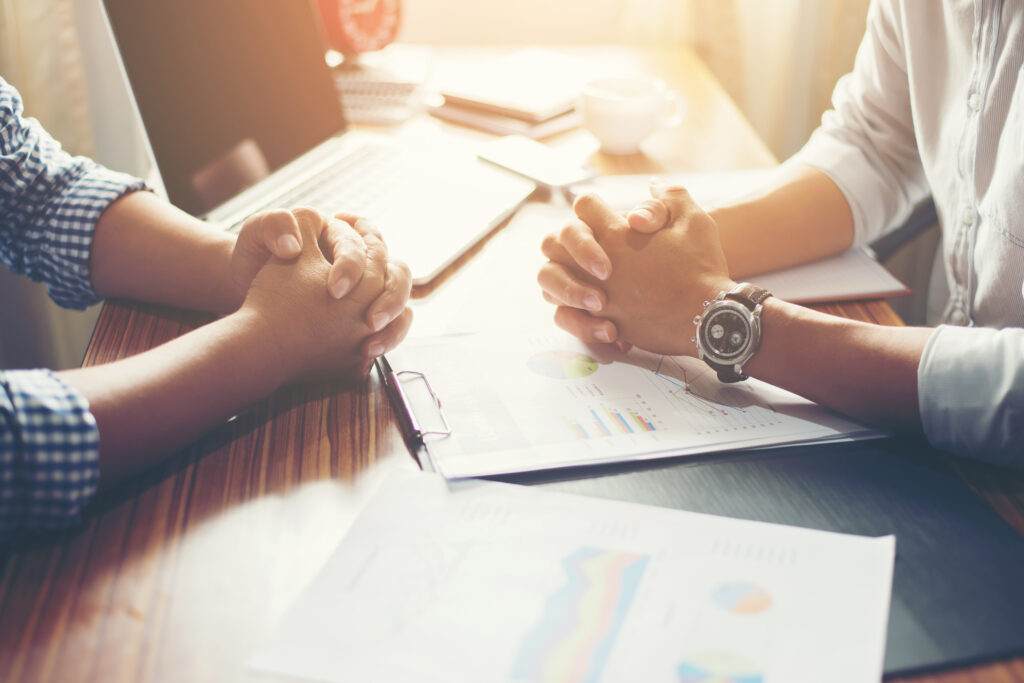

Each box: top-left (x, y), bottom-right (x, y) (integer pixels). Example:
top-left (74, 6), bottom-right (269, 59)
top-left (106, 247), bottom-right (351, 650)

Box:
top-left (431, 48), bottom-right (594, 138)
top-left (250, 470), bottom-right (895, 683)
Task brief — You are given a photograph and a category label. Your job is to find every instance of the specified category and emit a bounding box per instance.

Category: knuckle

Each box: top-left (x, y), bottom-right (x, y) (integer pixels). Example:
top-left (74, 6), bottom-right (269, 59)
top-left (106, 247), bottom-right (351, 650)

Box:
top-left (290, 206), bottom-right (319, 221)
top-left (536, 266), bottom-right (550, 288)
top-left (249, 209), bottom-right (289, 236)
top-left (355, 218), bottom-right (383, 239)
top-left (572, 192), bottom-right (600, 214)
top-left (290, 207), bottom-right (323, 232)
top-left (537, 264), bottom-right (564, 294)
top-left (561, 282), bottom-right (572, 303)
top-left (661, 185), bottom-right (692, 201)
top-left (264, 208), bottom-right (293, 224)
top-left (635, 199), bottom-right (664, 214)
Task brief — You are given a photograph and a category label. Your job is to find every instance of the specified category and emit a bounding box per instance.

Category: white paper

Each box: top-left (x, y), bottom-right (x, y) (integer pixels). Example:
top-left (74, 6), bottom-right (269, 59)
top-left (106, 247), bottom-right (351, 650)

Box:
top-left (250, 470), bottom-right (895, 683)
top-left (386, 328), bottom-right (878, 479)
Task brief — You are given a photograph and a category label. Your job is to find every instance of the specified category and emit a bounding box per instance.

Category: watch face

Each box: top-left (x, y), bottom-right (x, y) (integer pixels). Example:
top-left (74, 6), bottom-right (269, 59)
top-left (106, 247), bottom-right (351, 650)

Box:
top-left (699, 305), bottom-right (751, 361)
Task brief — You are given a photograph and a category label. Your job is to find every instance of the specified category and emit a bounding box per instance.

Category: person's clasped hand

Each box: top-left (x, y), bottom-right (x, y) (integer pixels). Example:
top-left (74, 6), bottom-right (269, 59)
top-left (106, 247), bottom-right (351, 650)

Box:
top-left (238, 207), bottom-right (413, 383)
top-left (538, 181), bottom-right (735, 356)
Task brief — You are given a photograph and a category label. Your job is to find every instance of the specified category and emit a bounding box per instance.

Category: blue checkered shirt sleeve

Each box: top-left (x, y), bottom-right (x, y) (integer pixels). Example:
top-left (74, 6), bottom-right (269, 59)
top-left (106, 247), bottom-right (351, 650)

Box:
top-left (1, 77), bottom-right (146, 538)
top-left (0, 370), bottom-right (100, 538)
top-left (0, 76), bottom-right (146, 310)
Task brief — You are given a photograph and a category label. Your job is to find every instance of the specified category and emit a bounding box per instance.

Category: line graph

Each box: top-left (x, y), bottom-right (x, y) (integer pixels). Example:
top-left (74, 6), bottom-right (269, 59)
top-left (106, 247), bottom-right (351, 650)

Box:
top-left (654, 356), bottom-right (742, 416)
top-left (648, 356), bottom-right (784, 434)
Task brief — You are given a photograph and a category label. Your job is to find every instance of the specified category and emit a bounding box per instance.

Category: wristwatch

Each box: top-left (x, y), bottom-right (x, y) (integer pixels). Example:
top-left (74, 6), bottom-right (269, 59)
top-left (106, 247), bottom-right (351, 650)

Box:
top-left (691, 282), bottom-right (772, 383)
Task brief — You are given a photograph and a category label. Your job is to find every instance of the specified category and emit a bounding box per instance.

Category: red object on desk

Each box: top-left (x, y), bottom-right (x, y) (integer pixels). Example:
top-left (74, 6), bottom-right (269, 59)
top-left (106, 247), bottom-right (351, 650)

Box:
top-left (316, 0), bottom-right (401, 55)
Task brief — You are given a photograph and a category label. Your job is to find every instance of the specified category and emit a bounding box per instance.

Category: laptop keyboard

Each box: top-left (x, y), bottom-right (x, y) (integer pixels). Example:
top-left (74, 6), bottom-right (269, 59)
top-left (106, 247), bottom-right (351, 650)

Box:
top-left (252, 142), bottom-right (406, 223)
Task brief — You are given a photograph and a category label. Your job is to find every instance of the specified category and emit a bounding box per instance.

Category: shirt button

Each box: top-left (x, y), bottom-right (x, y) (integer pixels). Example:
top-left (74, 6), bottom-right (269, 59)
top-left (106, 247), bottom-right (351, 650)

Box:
top-left (968, 92), bottom-right (981, 112)
top-left (962, 208), bottom-right (976, 228)
top-left (949, 309), bottom-right (968, 325)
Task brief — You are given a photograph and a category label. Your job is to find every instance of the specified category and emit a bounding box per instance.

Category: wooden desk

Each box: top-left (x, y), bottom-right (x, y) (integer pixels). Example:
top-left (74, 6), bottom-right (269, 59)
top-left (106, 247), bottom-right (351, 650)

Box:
top-left (3, 45), bottom-right (1023, 683)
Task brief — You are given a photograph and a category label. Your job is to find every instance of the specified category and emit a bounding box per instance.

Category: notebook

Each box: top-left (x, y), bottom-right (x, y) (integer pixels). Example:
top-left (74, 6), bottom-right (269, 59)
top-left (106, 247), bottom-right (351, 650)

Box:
top-left (438, 48), bottom-right (596, 123)
top-left (100, 0), bottom-right (535, 285)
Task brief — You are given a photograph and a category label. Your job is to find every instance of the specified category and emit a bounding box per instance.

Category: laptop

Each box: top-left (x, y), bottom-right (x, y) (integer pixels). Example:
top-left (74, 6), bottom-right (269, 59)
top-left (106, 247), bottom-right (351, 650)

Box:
top-left (99, 0), bottom-right (536, 285)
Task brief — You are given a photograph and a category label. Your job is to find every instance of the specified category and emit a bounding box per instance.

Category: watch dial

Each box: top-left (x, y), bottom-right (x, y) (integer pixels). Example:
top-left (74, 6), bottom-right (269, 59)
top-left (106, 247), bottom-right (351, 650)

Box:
top-left (699, 308), bottom-right (750, 360)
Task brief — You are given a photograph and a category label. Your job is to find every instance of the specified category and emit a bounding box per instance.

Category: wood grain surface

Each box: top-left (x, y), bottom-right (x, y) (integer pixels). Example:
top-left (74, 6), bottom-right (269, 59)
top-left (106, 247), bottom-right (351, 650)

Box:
top-left (2, 45), bottom-right (1021, 683)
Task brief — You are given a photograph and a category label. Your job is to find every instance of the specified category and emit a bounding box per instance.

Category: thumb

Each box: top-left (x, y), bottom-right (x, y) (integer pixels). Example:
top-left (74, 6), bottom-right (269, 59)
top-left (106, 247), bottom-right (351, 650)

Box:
top-left (240, 209), bottom-right (302, 260)
top-left (648, 179), bottom-right (702, 224)
top-left (290, 207), bottom-right (329, 259)
top-left (627, 198), bottom-right (670, 233)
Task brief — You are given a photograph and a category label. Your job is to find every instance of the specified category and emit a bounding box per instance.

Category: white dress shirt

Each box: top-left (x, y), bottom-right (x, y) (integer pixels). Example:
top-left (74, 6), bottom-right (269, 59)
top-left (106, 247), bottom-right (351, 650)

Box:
top-left (788, 0), bottom-right (1023, 463)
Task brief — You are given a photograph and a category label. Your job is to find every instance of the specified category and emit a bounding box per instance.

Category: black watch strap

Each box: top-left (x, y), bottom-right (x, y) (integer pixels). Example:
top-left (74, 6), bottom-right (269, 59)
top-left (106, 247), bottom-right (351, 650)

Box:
top-left (725, 282), bottom-right (773, 310)
top-left (702, 283), bottom-right (772, 383)
top-left (708, 360), bottom-right (748, 383)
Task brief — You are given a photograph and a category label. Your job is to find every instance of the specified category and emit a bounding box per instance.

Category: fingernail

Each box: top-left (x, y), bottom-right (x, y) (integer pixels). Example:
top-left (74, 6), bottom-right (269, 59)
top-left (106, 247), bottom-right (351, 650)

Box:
top-left (631, 208), bottom-right (654, 223)
top-left (330, 277), bottom-right (351, 299)
top-left (583, 294), bottom-right (602, 311)
top-left (277, 234), bottom-right (301, 255)
top-left (372, 311), bottom-right (390, 331)
top-left (590, 262), bottom-right (609, 280)
top-left (596, 328), bottom-right (612, 343)
top-left (367, 343), bottom-right (384, 357)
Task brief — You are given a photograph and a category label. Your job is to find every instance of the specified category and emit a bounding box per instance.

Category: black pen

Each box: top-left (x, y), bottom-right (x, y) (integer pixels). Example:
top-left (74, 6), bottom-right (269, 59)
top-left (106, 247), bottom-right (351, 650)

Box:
top-left (375, 355), bottom-right (434, 470)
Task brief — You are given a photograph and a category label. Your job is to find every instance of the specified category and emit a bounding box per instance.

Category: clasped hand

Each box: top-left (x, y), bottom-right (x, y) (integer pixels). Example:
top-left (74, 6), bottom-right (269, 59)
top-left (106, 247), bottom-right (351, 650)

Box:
top-left (231, 206), bottom-right (412, 383)
top-left (538, 182), bottom-right (735, 356)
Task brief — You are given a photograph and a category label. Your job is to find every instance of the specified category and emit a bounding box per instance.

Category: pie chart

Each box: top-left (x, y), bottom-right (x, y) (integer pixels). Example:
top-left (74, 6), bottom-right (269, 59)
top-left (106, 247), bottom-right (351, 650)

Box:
top-left (677, 652), bottom-right (762, 683)
top-left (711, 582), bottom-right (773, 615)
top-left (527, 350), bottom-right (599, 379)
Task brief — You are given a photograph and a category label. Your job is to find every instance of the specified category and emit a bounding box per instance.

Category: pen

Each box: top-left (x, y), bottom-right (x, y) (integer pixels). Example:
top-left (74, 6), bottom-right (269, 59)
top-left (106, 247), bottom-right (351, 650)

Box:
top-left (376, 355), bottom-right (423, 450)
top-left (375, 355), bottom-right (444, 472)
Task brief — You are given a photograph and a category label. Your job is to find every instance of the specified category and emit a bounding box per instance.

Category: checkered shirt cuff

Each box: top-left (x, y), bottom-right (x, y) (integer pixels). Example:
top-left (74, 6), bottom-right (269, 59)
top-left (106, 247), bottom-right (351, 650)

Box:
top-left (0, 369), bottom-right (100, 538)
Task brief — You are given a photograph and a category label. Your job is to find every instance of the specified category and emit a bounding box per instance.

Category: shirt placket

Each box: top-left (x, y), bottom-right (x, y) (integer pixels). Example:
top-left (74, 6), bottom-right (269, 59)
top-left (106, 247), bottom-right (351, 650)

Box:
top-left (952, 1), bottom-right (999, 326)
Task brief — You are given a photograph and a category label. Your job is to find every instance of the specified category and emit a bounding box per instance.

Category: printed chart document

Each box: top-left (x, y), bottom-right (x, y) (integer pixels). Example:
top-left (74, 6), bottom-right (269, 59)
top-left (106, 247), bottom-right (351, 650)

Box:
top-left (384, 328), bottom-right (878, 479)
top-left (249, 470), bottom-right (896, 683)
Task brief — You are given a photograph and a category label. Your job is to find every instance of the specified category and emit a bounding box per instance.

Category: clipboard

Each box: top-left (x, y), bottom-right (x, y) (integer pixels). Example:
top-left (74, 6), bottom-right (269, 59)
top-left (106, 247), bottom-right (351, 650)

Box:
top-left (376, 329), bottom-right (881, 480)
top-left (375, 356), bottom-right (450, 472)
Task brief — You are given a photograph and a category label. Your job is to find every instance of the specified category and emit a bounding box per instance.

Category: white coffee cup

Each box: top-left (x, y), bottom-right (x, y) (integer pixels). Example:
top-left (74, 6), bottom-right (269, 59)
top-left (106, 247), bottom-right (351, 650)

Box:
top-left (580, 76), bottom-right (686, 155)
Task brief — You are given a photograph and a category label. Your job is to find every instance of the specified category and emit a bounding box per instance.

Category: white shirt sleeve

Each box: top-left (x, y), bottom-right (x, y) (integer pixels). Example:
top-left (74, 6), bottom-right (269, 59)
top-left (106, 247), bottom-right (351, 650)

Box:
top-left (785, 0), bottom-right (931, 245)
top-left (919, 325), bottom-right (1024, 466)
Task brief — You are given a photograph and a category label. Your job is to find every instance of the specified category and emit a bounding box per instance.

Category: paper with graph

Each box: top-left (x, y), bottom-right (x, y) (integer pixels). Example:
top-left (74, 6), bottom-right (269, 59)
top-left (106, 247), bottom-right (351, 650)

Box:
top-left (248, 470), bottom-right (894, 683)
top-left (386, 328), bottom-right (878, 478)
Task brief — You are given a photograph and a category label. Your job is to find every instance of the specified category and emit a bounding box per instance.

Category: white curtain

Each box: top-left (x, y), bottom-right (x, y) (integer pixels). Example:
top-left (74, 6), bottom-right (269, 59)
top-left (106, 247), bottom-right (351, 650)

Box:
top-left (615, 0), bottom-right (870, 159)
top-left (0, 0), bottom-right (102, 370)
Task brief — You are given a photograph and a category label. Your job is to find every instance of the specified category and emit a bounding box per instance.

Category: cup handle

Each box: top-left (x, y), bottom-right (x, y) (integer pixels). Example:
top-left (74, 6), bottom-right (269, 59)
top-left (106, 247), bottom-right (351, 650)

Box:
top-left (662, 90), bottom-right (687, 128)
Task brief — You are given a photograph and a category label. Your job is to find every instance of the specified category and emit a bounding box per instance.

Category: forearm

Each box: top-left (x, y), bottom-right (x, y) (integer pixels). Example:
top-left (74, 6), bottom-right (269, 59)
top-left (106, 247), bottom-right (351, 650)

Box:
top-left (58, 309), bottom-right (286, 486)
top-left (90, 191), bottom-right (242, 313)
top-left (744, 298), bottom-right (932, 433)
top-left (709, 164), bottom-right (855, 278)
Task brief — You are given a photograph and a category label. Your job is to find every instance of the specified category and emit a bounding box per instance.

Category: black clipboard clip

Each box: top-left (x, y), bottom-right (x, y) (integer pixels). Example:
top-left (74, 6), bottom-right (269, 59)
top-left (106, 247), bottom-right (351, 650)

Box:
top-left (376, 355), bottom-right (451, 471)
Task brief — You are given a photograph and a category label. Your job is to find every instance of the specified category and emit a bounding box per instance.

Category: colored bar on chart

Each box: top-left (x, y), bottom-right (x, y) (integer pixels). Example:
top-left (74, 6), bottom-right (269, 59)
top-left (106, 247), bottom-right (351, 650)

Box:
top-left (590, 410), bottom-right (612, 436)
top-left (567, 421), bottom-right (589, 439)
top-left (605, 409), bottom-right (635, 434)
top-left (630, 411), bottom-right (656, 432)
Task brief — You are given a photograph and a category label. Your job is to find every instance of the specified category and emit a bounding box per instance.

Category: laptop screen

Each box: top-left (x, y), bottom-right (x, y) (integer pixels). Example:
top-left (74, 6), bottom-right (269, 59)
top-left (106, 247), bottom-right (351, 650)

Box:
top-left (102, 0), bottom-right (346, 216)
